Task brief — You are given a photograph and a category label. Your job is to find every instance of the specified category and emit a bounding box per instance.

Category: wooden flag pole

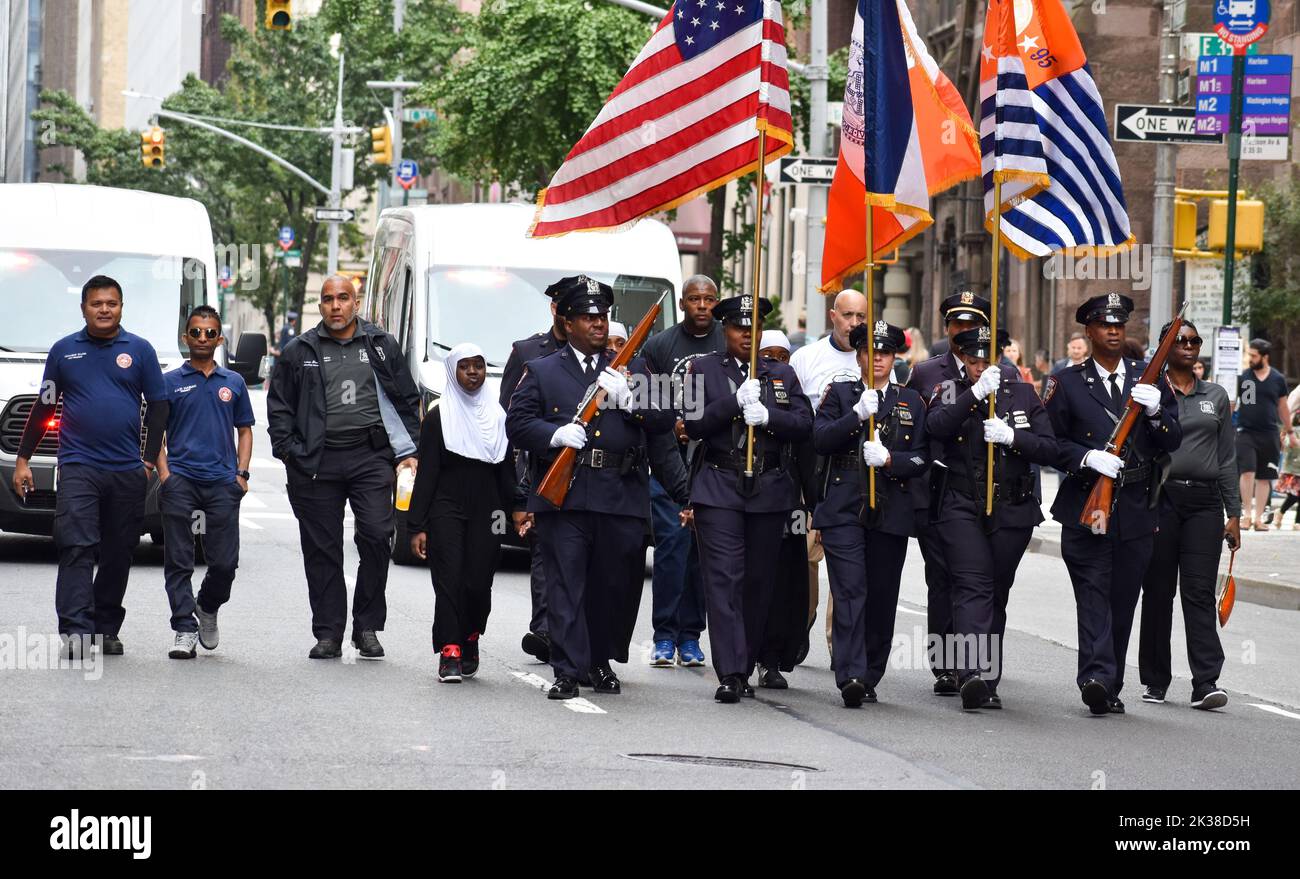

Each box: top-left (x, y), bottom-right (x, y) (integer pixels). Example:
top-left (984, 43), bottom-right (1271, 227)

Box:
top-left (744, 127), bottom-right (768, 478)
top-left (986, 177), bottom-right (1003, 517)
top-left (865, 200), bottom-right (877, 509)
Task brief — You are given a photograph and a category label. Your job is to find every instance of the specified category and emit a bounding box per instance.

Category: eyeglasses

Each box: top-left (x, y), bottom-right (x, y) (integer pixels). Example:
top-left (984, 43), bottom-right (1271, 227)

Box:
top-left (187, 327), bottom-right (220, 340)
top-left (1175, 336), bottom-right (1203, 347)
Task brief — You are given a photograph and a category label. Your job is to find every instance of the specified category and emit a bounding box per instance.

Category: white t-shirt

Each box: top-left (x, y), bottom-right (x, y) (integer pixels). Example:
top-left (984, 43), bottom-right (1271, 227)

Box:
top-left (790, 334), bottom-right (859, 410)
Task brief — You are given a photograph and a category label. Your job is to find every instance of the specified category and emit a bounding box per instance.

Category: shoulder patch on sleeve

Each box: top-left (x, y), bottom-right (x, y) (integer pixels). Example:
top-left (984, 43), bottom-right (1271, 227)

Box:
top-left (1042, 375), bottom-right (1058, 405)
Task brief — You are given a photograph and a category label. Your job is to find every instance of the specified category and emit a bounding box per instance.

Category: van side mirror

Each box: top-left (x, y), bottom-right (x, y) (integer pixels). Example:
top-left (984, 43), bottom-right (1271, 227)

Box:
top-left (230, 332), bottom-right (268, 386)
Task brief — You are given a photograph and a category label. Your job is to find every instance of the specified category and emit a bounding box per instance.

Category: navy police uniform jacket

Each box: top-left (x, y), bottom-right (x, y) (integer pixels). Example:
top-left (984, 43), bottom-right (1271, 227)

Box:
top-left (500, 329), bottom-right (563, 409)
top-left (1044, 357), bottom-right (1181, 538)
top-left (812, 379), bottom-right (929, 537)
top-left (683, 353), bottom-right (812, 513)
top-left (506, 346), bottom-right (673, 516)
top-left (926, 379), bottom-right (1056, 531)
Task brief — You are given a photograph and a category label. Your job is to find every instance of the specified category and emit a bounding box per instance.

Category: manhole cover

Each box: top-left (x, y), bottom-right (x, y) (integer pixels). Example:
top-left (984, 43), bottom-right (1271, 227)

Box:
top-left (621, 753), bottom-right (820, 772)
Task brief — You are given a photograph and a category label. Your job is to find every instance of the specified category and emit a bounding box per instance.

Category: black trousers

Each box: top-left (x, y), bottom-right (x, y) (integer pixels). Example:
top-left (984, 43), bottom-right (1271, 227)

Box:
top-left (528, 538), bottom-right (549, 636)
top-left (428, 513), bottom-right (501, 650)
top-left (52, 463), bottom-right (146, 635)
top-left (821, 524), bottom-right (907, 688)
top-left (758, 528), bottom-right (810, 672)
top-left (914, 508), bottom-right (953, 677)
top-left (1139, 483), bottom-right (1226, 692)
top-left (693, 506), bottom-right (787, 681)
top-left (160, 473), bottom-right (243, 633)
top-left (535, 510), bottom-right (644, 680)
top-left (939, 507), bottom-right (1032, 689)
top-left (1060, 526), bottom-right (1153, 697)
top-left (286, 445), bottom-right (394, 641)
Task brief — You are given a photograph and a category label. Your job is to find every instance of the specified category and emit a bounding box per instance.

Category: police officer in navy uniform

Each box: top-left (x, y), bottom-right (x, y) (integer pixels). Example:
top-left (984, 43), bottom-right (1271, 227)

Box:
top-left (814, 321), bottom-right (928, 708)
top-left (1043, 293), bottom-right (1181, 715)
top-left (505, 276), bottom-right (674, 699)
top-left (684, 295), bottom-right (812, 703)
top-left (905, 290), bottom-right (1020, 696)
top-left (501, 279), bottom-right (571, 664)
top-left (925, 326), bottom-right (1057, 710)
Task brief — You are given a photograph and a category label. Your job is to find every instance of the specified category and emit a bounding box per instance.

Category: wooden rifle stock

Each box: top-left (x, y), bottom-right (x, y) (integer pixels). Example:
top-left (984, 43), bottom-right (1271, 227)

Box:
top-left (1078, 308), bottom-right (1185, 533)
top-left (536, 298), bottom-right (665, 508)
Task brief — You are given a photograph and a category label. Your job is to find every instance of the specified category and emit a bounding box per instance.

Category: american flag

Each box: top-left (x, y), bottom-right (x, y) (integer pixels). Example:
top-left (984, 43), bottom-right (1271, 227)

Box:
top-left (528, 0), bottom-right (792, 239)
top-left (980, 0), bottom-right (1133, 258)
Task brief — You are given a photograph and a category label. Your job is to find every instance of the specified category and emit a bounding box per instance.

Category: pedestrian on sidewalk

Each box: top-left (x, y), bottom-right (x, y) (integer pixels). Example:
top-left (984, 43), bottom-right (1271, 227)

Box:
top-left (1138, 321), bottom-right (1235, 711)
top-left (1275, 416), bottom-right (1300, 529)
top-left (267, 275), bottom-right (422, 660)
top-left (1235, 339), bottom-right (1290, 531)
top-left (408, 343), bottom-right (516, 683)
top-left (157, 306), bottom-right (254, 659)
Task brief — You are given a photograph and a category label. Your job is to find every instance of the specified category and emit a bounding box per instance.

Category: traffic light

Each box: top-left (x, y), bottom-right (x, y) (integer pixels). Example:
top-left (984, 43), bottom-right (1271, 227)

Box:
top-left (141, 126), bottom-right (165, 168)
top-left (266, 0), bottom-right (291, 30)
top-left (1174, 200), bottom-right (1197, 252)
top-left (1209, 198), bottom-right (1265, 253)
top-left (370, 125), bottom-right (393, 165)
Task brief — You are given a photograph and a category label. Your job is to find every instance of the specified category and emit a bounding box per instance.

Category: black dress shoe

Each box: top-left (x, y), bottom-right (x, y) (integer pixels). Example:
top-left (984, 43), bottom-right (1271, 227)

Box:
top-left (741, 680), bottom-right (755, 698)
top-left (588, 663), bottom-right (622, 694)
top-left (1108, 698), bottom-right (1125, 715)
top-left (1080, 678), bottom-right (1110, 715)
top-left (548, 676), bottom-right (578, 700)
top-left (864, 686), bottom-right (878, 704)
top-left (960, 675), bottom-right (990, 710)
top-left (933, 672), bottom-right (958, 696)
top-left (100, 635), bottom-right (124, 656)
top-left (982, 693), bottom-right (1002, 710)
top-left (309, 638), bottom-right (342, 659)
top-left (841, 678), bottom-right (867, 708)
top-left (352, 630), bottom-right (384, 659)
top-left (758, 666), bottom-right (788, 689)
top-left (521, 631), bottom-right (551, 663)
top-left (715, 676), bottom-right (743, 703)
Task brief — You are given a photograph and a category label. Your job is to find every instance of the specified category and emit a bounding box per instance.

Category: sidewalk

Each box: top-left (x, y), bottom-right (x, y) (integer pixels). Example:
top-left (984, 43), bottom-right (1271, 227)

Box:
top-left (1029, 472), bottom-right (1300, 611)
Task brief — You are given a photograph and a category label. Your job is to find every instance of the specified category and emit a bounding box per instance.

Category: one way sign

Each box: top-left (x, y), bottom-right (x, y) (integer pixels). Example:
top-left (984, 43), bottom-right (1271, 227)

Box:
top-left (1113, 104), bottom-right (1223, 145)
top-left (778, 156), bottom-right (836, 185)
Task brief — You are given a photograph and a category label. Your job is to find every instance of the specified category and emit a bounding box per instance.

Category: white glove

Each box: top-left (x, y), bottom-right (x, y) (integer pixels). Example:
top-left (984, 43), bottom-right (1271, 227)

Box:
top-left (736, 378), bottom-right (761, 406)
top-left (742, 402), bottom-right (769, 427)
top-left (972, 366), bottom-right (1001, 401)
top-left (862, 432), bottom-right (890, 468)
top-left (597, 366), bottom-right (632, 409)
top-left (549, 423), bottom-right (588, 450)
top-left (1083, 449), bottom-right (1124, 478)
top-left (983, 418), bottom-right (1015, 446)
top-left (1131, 382), bottom-right (1161, 416)
top-left (853, 388), bottom-right (880, 421)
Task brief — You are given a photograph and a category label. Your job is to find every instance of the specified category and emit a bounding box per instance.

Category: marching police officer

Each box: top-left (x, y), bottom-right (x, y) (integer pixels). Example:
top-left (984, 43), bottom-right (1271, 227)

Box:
top-left (505, 276), bottom-right (673, 700)
top-left (925, 326), bottom-right (1057, 710)
top-left (685, 295), bottom-right (812, 703)
top-left (813, 321), bottom-right (928, 707)
top-left (905, 290), bottom-right (1019, 696)
top-left (1043, 293), bottom-right (1181, 715)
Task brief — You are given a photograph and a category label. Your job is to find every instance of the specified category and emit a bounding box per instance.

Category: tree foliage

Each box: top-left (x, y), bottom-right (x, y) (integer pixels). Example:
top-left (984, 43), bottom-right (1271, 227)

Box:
top-left (1243, 178), bottom-right (1300, 373)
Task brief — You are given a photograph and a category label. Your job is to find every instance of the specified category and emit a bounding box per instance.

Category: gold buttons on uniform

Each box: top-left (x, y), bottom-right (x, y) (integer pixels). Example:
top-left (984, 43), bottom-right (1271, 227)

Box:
top-left (594, 430), bottom-right (601, 437)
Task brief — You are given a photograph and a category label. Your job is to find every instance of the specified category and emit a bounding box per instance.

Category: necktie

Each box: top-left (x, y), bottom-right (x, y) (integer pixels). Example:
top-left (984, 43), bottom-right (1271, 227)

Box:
top-left (583, 355), bottom-right (594, 378)
top-left (1108, 373), bottom-right (1123, 414)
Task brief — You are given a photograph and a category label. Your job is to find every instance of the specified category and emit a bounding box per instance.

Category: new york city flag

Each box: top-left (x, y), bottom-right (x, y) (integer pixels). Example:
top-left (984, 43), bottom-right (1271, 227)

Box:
top-left (980, 0), bottom-right (1134, 258)
top-left (821, 0), bottom-right (981, 292)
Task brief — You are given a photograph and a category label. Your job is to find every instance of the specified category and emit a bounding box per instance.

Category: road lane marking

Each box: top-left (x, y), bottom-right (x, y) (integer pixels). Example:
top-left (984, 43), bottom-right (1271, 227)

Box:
top-left (511, 671), bottom-right (607, 714)
top-left (1250, 703), bottom-right (1300, 720)
top-left (896, 605), bottom-right (926, 616)
top-left (238, 517), bottom-right (264, 530)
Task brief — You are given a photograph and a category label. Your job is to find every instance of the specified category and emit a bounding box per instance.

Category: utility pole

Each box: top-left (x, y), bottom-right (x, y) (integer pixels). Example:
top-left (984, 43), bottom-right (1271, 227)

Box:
top-left (393, 0), bottom-right (406, 202)
top-left (805, 0), bottom-right (830, 339)
top-left (1149, 2), bottom-right (1180, 350)
top-left (327, 52), bottom-right (345, 276)
top-left (1221, 51), bottom-right (1246, 325)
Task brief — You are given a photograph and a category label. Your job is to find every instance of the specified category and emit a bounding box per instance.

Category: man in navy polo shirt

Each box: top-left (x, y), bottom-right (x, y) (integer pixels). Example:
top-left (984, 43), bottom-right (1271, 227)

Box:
top-left (157, 305), bottom-right (254, 659)
top-left (13, 275), bottom-right (169, 656)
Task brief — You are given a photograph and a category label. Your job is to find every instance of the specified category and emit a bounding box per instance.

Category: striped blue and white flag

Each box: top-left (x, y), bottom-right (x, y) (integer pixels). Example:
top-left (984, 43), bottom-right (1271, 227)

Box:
top-left (979, 0), bottom-right (1134, 258)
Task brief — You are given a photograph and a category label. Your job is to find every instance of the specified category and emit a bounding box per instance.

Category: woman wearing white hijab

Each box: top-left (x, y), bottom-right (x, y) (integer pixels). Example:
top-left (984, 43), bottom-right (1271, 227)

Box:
top-left (408, 343), bottom-right (518, 683)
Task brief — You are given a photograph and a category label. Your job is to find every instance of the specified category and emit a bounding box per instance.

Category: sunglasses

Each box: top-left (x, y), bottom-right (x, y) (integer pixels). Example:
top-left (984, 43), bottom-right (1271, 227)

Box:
top-left (187, 327), bottom-right (220, 340)
top-left (1175, 336), bottom-right (1203, 347)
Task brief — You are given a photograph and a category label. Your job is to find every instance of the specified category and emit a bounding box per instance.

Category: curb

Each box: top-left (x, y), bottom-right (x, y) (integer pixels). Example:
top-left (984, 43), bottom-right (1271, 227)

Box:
top-left (1026, 534), bottom-right (1300, 612)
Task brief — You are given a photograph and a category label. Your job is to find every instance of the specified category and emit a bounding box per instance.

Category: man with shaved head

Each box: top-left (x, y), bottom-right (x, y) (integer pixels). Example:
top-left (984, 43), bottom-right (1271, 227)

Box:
top-left (268, 274), bottom-right (422, 660)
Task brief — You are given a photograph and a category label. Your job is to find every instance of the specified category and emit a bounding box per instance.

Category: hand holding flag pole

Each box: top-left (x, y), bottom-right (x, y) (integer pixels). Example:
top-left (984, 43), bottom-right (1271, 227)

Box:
top-left (744, 128), bottom-right (768, 479)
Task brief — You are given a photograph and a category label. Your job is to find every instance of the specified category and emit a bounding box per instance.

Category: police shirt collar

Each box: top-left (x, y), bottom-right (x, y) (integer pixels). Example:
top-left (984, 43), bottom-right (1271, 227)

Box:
top-left (75, 326), bottom-right (128, 344)
top-left (567, 343), bottom-right (598, 364)
top-left (180, 360), bottom-right (230, 378)
top-left (1092, 357), bottom-right (1125, 383)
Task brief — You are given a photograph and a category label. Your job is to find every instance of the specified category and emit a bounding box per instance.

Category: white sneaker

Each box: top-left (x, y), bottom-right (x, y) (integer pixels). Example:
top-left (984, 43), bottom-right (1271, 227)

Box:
top-left (169, 631), bottom-right (198, 659)
top-left (1191, 689), bottom-right (1228, 711)
top-left (195, 605), bottom-right (219, 650)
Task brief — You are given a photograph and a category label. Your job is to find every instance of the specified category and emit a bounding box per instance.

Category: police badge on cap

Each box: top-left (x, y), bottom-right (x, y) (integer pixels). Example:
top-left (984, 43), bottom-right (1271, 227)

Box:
top-left (850, 320), bottom-right (905, 353)
top-left (940, 289), bottom-right (991, 324)
top-left (553, 274), bottom-right (614, 317)
top-left (1075, 292), bottom-right (1134, 326)
top-left (712, 294), bottom-right (772, 327)
top-left (952, 325), bottom-right (1009, 360)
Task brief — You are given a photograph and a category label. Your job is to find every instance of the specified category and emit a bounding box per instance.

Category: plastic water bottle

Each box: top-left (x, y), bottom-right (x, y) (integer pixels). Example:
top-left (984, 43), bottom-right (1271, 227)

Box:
top-left (395, 468), bottom-right (414, 511)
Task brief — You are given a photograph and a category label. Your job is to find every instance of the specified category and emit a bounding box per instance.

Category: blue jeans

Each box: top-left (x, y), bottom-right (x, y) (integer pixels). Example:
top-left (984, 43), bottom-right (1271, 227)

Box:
top-left (649, 477), bottom-right (705, 643)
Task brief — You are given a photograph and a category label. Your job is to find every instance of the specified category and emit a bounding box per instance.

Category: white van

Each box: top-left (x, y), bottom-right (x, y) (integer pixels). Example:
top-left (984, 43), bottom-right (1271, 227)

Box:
top-left (0, 183), bottom-right (248, 540)
top-left (361, 202), bottom-right (682, 410)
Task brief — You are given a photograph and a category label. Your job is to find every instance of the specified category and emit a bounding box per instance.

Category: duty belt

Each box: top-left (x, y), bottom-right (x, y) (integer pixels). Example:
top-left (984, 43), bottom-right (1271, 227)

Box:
top-left (705, 449), bottom-right (782, 473)
top-left (949, 473), bottom-right (1036, 505)
top-left (1166, 477), bottom-right (1215, 488)
top-left (579, 447), bottom-right (641, 471)
top-left (1116, 461), bottom-right (1152, 487)
top-left (830, 453), bottom-right (861, 471)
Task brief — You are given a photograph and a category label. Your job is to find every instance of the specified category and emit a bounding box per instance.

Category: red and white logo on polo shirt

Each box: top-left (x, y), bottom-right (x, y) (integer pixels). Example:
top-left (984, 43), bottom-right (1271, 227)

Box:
top-left (116, 353), bottom-right (133, 369)
top-left (218, 386), bottom-right (233, 403)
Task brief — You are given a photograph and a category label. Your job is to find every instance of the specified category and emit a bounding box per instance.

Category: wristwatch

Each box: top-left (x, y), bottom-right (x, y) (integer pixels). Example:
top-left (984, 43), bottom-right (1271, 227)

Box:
top-left (236, 469), bottom-right (251, 480)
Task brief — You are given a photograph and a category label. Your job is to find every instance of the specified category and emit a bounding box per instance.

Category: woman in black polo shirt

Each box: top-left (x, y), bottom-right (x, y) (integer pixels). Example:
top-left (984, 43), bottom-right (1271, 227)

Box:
top-left (1138, 321), bottom-right (1240, 711)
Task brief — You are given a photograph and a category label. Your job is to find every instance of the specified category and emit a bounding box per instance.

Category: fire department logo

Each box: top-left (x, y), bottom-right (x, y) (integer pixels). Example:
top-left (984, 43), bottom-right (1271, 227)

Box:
top-left (116, 353), bottom-right (133, 369)
top-left (960, 291), bottom-right (974, 305)
top-left (218, 386), bottom-right (234, 403)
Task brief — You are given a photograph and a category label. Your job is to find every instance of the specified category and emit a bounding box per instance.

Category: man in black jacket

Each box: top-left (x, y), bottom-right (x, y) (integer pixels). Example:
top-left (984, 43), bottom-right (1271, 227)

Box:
top-left (267, 276), bottom-right (422, 660)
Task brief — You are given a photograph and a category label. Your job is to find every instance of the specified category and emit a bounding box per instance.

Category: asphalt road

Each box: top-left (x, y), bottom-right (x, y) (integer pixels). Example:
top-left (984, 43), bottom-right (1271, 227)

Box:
top-left (2, 390), bottom-right (1298, 790)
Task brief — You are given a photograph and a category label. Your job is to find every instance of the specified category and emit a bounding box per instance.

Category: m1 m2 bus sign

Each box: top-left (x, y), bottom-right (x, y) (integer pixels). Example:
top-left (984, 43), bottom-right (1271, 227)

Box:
top-left (1215, 1), bottom-right (1269, 52)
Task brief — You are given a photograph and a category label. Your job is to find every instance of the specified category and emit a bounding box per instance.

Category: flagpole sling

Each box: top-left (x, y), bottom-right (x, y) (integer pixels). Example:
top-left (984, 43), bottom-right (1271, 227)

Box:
top-left (864, 199), bottom-right (877, 509)
top-left (985, 177), bottom-right (1002, 517)
top-left (744, 127), bottom-right (768, 478)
